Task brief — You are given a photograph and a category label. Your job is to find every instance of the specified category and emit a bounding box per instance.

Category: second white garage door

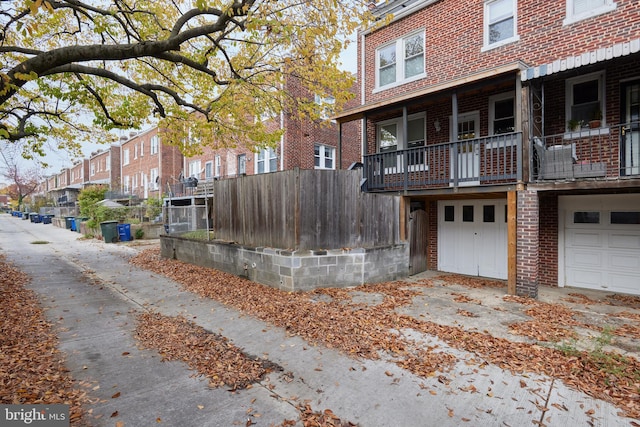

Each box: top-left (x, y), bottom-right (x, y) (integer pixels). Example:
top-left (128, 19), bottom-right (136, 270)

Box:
top-left (438, 199), bottom-right (507, 280)
top-left (560, 194), bottom-right (640, 295)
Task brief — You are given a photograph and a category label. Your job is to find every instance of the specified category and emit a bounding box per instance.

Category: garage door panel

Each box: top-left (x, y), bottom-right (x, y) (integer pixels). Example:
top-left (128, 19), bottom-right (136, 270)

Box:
top-left (608, 233), bottom-right (640, 249)
top-left (608, 253), bottom-right (640, 269)
top-left (567, 250), bottom-right (603, 267)
top-left (610, 272), bottom-right (640, 293)
top-left (570, 269), bottom-right (604, 287)
top-left (569, 231), bottom-right (602, 246)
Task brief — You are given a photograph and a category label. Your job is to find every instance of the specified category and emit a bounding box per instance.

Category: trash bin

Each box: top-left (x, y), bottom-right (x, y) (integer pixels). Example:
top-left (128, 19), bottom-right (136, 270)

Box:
top-left (30, 213), bottom-right (41, 223)
top-left (65, 216), bottom-right (74, 229)
top-left (70, 217), bottom-right (77, 231)
top-left (117, 223), bottom-right (132, 242)
top-left (100, 220), bottom-right (119, 243)
top-left (42, 215), bottom-right (53, 224)
top-left (22, 212), bottom-right (29, 220)
top-left (75, 217), bottom-right (89, 233)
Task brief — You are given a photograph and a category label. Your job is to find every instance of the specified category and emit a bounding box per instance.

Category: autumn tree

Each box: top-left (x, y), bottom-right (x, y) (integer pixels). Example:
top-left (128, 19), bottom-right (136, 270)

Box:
top-left (0, 0), bottom-right (370, 159)
top-left (0, 143), bottom-right (41, 209)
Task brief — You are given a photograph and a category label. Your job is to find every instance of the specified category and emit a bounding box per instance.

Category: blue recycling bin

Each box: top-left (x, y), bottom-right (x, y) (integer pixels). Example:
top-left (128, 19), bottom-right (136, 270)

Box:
top-left (42, 215), bottom-right (53, 224)
top-left (70, 217), bottom-right (77, 231)
top-left (117, 223), bottom-right (131, 242)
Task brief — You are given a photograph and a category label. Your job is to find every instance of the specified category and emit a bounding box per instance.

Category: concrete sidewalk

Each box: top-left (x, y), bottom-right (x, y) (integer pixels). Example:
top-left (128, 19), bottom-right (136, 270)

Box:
top-left (0, 215), bottom-right (634, 426)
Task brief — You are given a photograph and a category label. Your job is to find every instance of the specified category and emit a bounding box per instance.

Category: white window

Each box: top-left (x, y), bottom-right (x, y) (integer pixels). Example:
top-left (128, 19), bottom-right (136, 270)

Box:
top-left (140, 141), bottom-right (144, 157)
top-left (188, 160), bottom-right (202, 179)
top-left (90, 163), bottom-right (95, 176)
top-left (314, 94), bottom-right (336, 121)
top-left (256, 148), bottom-right (277, 174)
top-left (150, 168), bottom-right (159, 190)
top-left (215, 156), bottom-right (221, 177)
top-left (123, 148), bottom-right (130, 165)
top-left (132, 173), bottom-right (138, 189)
top-left (134, 144), bottom-right (138, 159)
top-left (376, 114), bottom-right (426, 169)
top-left (314, 144), bottom-right (336, 170)
top-left (489, 92), bottom-right (515, 135)
top-left (105, 156), bottom-right (110, 171)
top-left (483, 0), bottom-right (518, 51)
top-left (123, 175), bottom-right (130, 192)
top-left (375, 31), bottom-right (425, 90)
top-left (238, 154), bottom-right (247, 175)
top-left (566, 72), bottom-right (605, 131)
top-left (205, 161), bottom-right (213, 180)
top-left (150, 135), bottom-right (159, 155)
top-left (564, 0), bottom-right (616, 25)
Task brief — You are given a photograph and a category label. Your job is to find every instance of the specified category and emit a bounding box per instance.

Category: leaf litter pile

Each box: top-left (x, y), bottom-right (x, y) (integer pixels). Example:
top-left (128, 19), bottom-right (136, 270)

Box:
top-left (130, 249), bottom-right (640, 421)
top-left (0, 255), bottom-right (87, 425)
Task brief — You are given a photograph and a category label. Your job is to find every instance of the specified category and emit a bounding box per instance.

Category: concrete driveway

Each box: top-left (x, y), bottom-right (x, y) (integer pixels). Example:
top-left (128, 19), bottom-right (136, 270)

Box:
top-left (0, 214), bottom-right (637, 426)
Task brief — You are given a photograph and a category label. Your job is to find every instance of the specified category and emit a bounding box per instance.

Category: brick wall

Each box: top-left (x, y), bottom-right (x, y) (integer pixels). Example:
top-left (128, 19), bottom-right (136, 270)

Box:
top-left (538, 193), bottom-right (558, 288)
top-left (516, 189), bottom-right (539, 297)
top-left (362, 0), bottom-right (638, 104)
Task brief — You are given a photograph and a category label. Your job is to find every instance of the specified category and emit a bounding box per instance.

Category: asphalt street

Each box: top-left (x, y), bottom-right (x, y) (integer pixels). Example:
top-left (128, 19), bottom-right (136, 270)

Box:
top-left (0, 214), bottom-right (632, 426)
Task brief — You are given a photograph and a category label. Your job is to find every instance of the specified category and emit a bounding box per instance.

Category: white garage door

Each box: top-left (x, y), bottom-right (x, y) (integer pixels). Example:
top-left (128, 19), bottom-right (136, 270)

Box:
top-left (438, 199), bottom-right (507, 279)
top-left (560, 194), bottom-right (640, 295)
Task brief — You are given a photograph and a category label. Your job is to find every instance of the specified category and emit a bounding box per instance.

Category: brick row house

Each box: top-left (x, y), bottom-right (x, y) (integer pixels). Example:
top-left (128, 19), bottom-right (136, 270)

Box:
top-left (334, 0), bottom-right (640, 296)
top-left (184, 74), bottom-right (361, 186)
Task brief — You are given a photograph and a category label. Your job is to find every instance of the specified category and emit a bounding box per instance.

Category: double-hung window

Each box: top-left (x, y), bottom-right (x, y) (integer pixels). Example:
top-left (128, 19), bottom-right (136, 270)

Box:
top-left (123, 148), bottom-right (130, 165)
top-left (150, 135), bottom-right (159, 155)
top-left (566, 72), bottom-right (605, 132)
top-left (376, 114), bottom-right (426, 171)
top-left (215, 156), bottom-right (221, 177)
top-left (564, 0), bottom-right (617, 25)
top-left (376, 31), bottom-right (425, 90)
top-left (483, 0), bottom-right (518, 51)
top-left (205, 161), bottom-right (213, 181)
top-left (256, 148), bottom-right (277, 174)
top-left (489, 92), bottom-right (515, 135)
top-left (314, 144), bottom-right (335, 170)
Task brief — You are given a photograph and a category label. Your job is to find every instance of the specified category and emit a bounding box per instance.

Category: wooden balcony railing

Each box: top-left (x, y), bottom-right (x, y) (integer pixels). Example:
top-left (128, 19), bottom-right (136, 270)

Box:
top-left (363, 132), bottom-right (523, 191)
top-left (531, 122), bottom-right (640, 181)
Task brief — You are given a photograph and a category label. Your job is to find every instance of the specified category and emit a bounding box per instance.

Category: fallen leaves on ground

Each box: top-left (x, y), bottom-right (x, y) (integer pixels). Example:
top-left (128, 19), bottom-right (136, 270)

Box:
top-left (135, 312), bottom-right (280, 390)
top-left (0, 255), bottom-right (87, 425)
top-left (130, 249), bottom-right (640, 420)
top-left (506, 298), bottom-right (584, 342)
top-left (436, 274), bottom-right (506, 288)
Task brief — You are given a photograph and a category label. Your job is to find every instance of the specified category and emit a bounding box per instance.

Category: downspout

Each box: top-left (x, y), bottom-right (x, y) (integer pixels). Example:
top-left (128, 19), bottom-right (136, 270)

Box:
top-left (280, 110), bottom-right (285, 171)
top-left (360, 32), bottom-right (366, 106)
top-left (452, 92), bottom-right (459, 187)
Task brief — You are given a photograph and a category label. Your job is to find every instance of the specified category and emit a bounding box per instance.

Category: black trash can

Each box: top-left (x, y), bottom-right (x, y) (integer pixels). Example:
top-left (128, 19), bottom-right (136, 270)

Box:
top-left (42, 215), bottom-right (53, 224)
top-left (100, 221), bottom-right (119, 243)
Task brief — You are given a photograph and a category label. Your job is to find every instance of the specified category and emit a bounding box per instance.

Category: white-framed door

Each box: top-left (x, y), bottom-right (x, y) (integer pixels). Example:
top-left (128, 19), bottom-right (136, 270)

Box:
top-left (559, 194), bottom-right (640, 295)
top-left (438, 199), bottom-right (507, 279)
top-left (450, 112), bottom-right (480, 186)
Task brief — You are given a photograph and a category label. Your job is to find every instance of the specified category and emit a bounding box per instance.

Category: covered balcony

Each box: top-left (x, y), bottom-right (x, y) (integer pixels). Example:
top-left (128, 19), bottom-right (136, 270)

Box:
top-left (363, 132), bottom-right (523, 191)
top-left (531, 122), bottom-right (640, 182)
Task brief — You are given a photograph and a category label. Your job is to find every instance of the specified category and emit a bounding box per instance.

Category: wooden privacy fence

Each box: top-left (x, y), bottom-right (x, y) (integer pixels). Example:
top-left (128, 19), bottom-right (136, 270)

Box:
top-left (211, 169), bottom-right (400, 250)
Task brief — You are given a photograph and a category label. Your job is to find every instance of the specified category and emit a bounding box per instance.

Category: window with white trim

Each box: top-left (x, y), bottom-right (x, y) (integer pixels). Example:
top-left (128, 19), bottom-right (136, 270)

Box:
top-left (105, 156), bottom-right (110, 171)
top-left (489, 92), bottom-right (515, 135)
top-left (150, 135), bottom-right (159, 155)
top-left (150, 168), bottom-right (159, 190)
top-left (314, 144), bottom-right (335, 170)
top-left (564, 0), bottom-right (616, 25)
top-left (140, 141), bottom-right (144, 157)
top-left (238, 154), bottom-right (247, 175)
top-left (566, 72), bottom-right (604, 131)
top-left (483, 0), bottom-right (518, 50)
top-left (123, 175), bottom-right (130, 192)
top-left (215, 156), bottom-right (221, 177)
top-left (90, 163), bottom-right (95, 176)
top-left (205, 161), bottom-right (213, 181)
top-left (376, 31), bottom-right (425, 90)
top-left (134, 144), bottom-right (138, 159)
top-left (189, 160), bottom-right (201, 179)
top-left (123, 148), bottom-right (130, 165)
top-left (314, 94), bottom-right (336, 121)
top-left (376, 114), bottom-right (426, 169)
top-left (256, 148), bottom-right (277, 174)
